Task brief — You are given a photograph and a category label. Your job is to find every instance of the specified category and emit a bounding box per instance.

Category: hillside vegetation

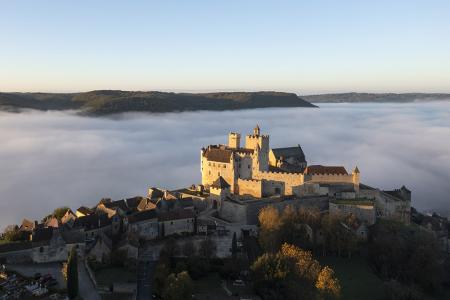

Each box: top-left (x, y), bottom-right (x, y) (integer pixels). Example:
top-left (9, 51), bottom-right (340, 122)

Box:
top-left (0, 90), bottom-right (316, 115)
top-left (303, 92), bottom-right (450, 103)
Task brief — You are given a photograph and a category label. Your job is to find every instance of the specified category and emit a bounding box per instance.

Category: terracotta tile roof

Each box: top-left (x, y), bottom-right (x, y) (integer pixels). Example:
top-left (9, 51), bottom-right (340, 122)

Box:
top-left (158, 209), bottom-right (195, 222)
top-left (304, 165), bottom-right (348, 175)
top-left (204, 148), bottom-right (232, 163)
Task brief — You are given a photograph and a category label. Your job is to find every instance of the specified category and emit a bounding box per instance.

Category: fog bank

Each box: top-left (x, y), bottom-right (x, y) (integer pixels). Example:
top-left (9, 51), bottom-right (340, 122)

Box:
top-left (1, 103), bottom-right (449, 229)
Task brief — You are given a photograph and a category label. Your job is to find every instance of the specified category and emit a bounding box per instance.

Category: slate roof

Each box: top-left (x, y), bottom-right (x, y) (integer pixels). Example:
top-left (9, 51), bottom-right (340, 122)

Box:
top-left (204, 148), bottom-right (233, 163)
top-left (125, 196), bottom-right (146, 210)
top-left (304, 165), bottom-right (348, 175)
top-left (128, 209), bottom-right (158, 224)
top-left (271, 146), bottom-right (306, 161)
top-left (211, 176), bottom-right (230, 189)
top-left (73, 213), bottom-right (112, 230)
top-left (148, 187), bottom-right (164, 199)
top-left (103, 199), bottom-right (128, 211)
top-left (76, 206), bottom-right (93, 215)
top-left (158, 209), bottom-right (195, 222)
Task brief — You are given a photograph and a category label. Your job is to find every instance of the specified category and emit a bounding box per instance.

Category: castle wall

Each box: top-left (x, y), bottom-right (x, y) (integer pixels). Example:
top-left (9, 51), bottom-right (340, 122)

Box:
top-left (304, 174), bottom-right (354, 184)
top-left (220, 200), bottom-right (248, 223)
top-left (237, 179), bottom-right (262, 198)
top-left (329, 202), bottom-right (376, 225)
top-left (253, 170), bottom-right (304, 196)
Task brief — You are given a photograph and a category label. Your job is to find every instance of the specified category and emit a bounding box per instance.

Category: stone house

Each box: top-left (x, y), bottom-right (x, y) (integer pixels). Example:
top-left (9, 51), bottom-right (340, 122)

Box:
top-left (127, 209), bottom-right (159, 240)
top-left (73, 213), bottom-right (112, 241)
top-left (87, 231), bottom-right (112, 264)
top-left (158, 210), bottom-right (195, 237)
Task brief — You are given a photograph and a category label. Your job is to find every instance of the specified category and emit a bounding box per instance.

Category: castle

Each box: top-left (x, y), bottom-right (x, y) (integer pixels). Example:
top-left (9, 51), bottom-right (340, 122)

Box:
top-left (201, 125), bottom-right (411, 224)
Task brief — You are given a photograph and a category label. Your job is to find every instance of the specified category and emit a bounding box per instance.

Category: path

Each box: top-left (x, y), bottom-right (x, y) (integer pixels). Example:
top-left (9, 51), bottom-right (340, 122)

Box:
top-left (78, 260), bottom-right (101, 300)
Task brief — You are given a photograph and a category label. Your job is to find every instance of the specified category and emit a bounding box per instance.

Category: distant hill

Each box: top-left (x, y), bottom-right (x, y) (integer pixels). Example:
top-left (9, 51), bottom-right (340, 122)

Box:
top-left (302, 92), bottom-right (450, 103)
top-left (0, 90), bottom-right (316, 115)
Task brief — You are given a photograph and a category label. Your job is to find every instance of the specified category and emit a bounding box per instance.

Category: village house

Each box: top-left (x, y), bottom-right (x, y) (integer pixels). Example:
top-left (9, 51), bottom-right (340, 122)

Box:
top-left (127, 209), bottom-right (159, 240)
top-left (158, 210), bottom-right (195, 237)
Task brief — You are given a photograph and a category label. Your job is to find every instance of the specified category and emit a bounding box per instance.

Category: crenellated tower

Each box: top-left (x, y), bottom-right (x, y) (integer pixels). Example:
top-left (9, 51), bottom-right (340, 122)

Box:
top-left (245, 125), bottom-right (269, 171)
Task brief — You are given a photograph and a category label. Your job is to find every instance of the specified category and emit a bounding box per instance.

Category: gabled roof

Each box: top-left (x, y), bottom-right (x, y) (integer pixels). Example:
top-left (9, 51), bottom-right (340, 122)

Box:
top-left (73, 213), bottom-right (112, 230)
top-left (76, 206), bottom-right (93, 215)
top-left (20, 219), bottom-right (36, 231)
top-left (271, 145), bottom-right (306, 161)
top-left (158, 209), bottom-right (195, 222)
top-left (148, 187), bottom-right (164, 199)
top-left (137, 198), bottom-right (157, 211)
top-left (125, 196), bottom-right (146, 210)
top-left (211, 176), bottom-right (230, 189)
top-left (103, 199), bottom-right (128, 212)
top-left (128, 209), bottom-right (158, 224)
top-left (304, 165), bottom-right (348, 175)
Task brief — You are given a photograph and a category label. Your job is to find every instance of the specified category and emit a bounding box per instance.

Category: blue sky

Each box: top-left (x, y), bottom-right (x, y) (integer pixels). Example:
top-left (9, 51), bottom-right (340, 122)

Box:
top-left (1, 0), bottom-right (449, 93)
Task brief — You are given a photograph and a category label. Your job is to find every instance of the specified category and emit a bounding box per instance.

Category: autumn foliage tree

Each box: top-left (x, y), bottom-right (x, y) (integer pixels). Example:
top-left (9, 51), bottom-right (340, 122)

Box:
top-left (251, 243), bottom-right (341, 299)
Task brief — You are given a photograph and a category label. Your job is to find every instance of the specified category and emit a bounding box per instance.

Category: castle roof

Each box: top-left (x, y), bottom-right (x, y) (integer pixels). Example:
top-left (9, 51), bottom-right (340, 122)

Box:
top-left (211, 176), bottom-right (230, 189)
top-left (271, 145), bottom-right (306, 162)
top-left (304, 165), bottom-right (348, 175)
top-left (204, 147), bottom-right (232, 163)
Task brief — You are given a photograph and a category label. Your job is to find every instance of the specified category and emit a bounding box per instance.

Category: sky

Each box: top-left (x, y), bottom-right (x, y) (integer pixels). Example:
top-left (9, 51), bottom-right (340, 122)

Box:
top-left (1, 0), bottom-right (450, 94)
top-left (0, 103), bottom-right (449, 230)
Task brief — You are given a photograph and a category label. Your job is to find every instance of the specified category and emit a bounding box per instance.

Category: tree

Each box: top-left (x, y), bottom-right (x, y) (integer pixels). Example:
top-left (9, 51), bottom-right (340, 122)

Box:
top-left (182, 240), bottom-right (196, 257)
top-left (160, 238), bottom-right (179, 269)
top-left (66, 247), bottom-right (78, 299)
top-left (163, 271), bottom-right (193, 300)
top-left (316, 266), bottom-right (341, 299)
top-left (231, 232), bottom-right (238, 259)
top-left (258, 206), bottom-right (282, 252)
top-left (369, 220), bottom-right (443, 294)
top-left (251, 243), bottom-right (338, 299)
top-left (199, 237), bottom-right (216, 260)
top-left (154, 262), bottom-right (170, 296)
top-left (2, 225), bottom-right (22, 242)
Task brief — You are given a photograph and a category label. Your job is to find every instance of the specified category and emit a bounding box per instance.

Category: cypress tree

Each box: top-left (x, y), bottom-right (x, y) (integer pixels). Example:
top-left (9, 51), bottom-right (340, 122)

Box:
top-left (67, 247), bottom-right (79, 299)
